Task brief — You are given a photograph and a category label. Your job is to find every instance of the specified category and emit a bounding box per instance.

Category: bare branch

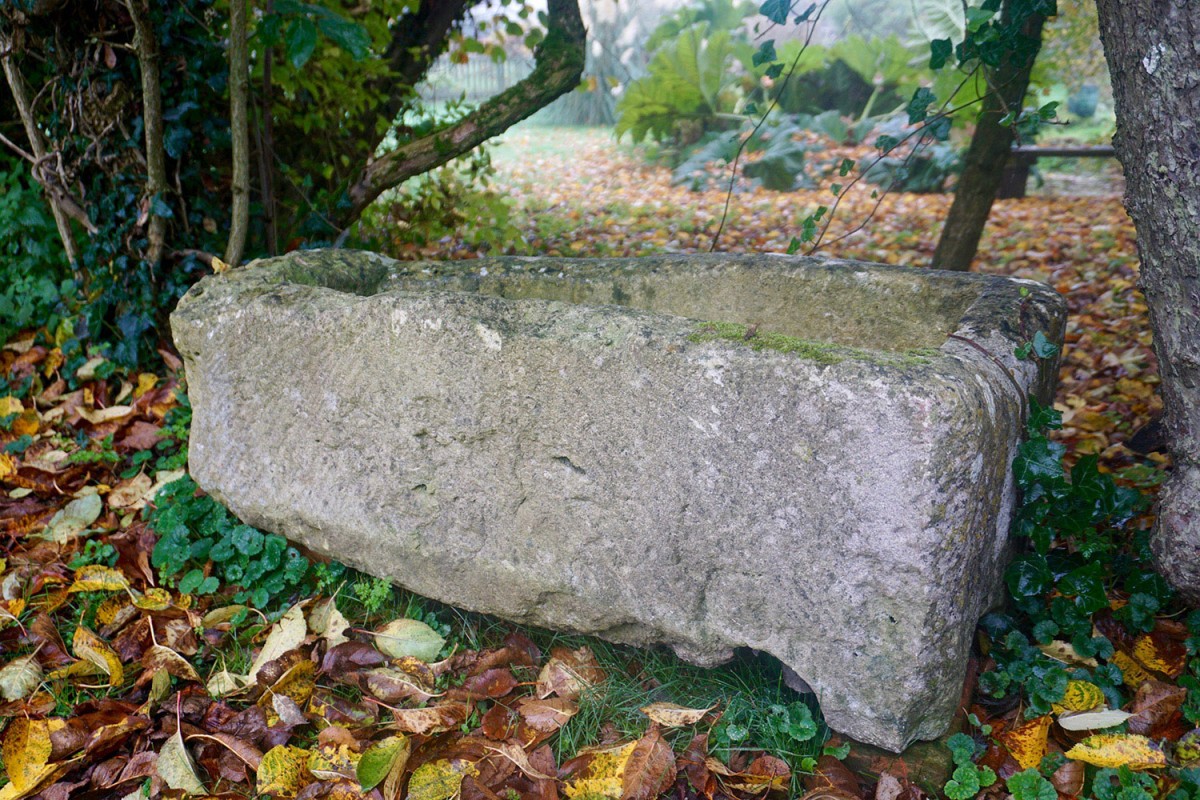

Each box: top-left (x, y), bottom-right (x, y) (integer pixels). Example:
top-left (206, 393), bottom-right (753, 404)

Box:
top-left (123, 0), bottom-right (169, 266)
top-left (0, 28), bottom-right (82, 264)
top-left (224, 0), bottom-right (250, 267)
top-left (337, 0), bottom-right (586, 230)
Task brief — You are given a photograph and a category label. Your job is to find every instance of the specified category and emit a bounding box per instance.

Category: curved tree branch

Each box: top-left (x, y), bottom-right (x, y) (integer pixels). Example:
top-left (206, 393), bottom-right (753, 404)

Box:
top-left (336, 0), bottom-right (586, 230)
top-left (0, 28), bottom-right (82, 265)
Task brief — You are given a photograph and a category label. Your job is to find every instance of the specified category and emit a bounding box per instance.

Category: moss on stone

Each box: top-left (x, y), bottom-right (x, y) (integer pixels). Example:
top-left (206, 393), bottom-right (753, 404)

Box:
top-left (687, 322), bottom-right (938, 367)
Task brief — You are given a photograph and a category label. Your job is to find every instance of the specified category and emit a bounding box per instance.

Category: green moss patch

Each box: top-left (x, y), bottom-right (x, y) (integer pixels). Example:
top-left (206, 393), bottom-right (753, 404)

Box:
top-left (687, 322), bottom-right (938, 367)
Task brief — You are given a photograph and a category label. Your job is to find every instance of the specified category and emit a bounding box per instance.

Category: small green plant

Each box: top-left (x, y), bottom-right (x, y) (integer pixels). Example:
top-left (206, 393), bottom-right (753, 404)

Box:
top-left (146, 475), bottom-right (317, 609)
top-left (1006, 768), bottom-right (1057, 800)
top-left (353, 576), bottom-right (395, 616)
top-left (943, 732), bottom-right (997, 800)
top-left (68, 540), bottom-right (119, 570)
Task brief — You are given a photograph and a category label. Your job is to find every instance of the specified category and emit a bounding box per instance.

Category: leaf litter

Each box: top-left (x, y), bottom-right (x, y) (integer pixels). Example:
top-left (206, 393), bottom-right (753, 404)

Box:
top-left (0, 126), bottom-right (1186, 800)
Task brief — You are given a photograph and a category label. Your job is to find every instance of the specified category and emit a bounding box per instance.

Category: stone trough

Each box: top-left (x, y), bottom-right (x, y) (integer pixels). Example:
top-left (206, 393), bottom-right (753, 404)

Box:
top-left (171, 250), bottom-right (1065, 750)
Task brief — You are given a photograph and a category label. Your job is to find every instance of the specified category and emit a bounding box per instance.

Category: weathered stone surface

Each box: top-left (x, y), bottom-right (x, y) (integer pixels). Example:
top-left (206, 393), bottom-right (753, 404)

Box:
top-left (171, 250), bottom-right (1065, 751)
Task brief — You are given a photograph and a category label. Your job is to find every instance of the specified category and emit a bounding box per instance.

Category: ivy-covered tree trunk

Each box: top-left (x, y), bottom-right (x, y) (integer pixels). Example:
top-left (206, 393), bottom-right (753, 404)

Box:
top-left (931, 0), bottom-right (1047, 272)
top-left (1094, 1), bottom-right (1200, 601)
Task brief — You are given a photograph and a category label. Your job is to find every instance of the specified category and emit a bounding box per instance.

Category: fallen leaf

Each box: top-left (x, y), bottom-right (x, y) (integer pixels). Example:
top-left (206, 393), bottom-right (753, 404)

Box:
top-left (157, 722), bottom-right (205, 794)
top-left (307, 739), bottom-right (359, 781)
top-left (640, 701), bottom-right (716, 727)
top-left (67, 565), bottom-right (131, 594)
top-left (309, 596), bottom-right (350, 647)
top-left (248, 601), bottom-right (307, 684)
top-left (142, 644), bottom-right (202, 684)
top-left (0, 653), bottom-right (44, 701)
top-left (208, 669), bottom-right (254, 698)
top-left (257, 744), bottom-right (311, 798)
top-left (387, 701), bottom-right (470, 735)
top-left (1054, 680), bottom-right (1105, 712)
top-left (373, 617), bottom-right (445, 662)
top-left (356, 735), bottom-right (410, 793)
top-left (1127, 678), bottom-right (1187, 736)
top-left (1065, 734), bottom-right (1167, 770)
top-left (39, 494), bottom-right (102, 543)
top-left (79, 405), bottom-right (133, 424)
top-left (1057, 707), bottom-right (1133, 731)
top-left (537, 646), bottom-right (606, 700)
top-left (999, 715), bottom-right (1051, 771)
top-left (406, 758), bottom-right (479, 800)
top-left (486, 740), bottom-right (556, 781)
top-left (73, 626), bottom-right (124, 687)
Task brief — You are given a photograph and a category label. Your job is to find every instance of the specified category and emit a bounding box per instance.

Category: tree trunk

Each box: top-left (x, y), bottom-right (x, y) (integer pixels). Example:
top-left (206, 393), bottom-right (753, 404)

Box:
top-left (931, 0), bottom-right (1047, 271)
top-left (224, 0), bottom-right (250, 267)
top-left (1094, 1), bottom-right (1200, 602)
top-left (125, 0), bottom-right (169, 266)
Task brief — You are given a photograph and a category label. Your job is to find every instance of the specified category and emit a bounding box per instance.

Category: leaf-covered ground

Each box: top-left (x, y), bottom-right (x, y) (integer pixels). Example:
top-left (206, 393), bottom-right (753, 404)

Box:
top-left (0, 125), bottom-right (1181, 800)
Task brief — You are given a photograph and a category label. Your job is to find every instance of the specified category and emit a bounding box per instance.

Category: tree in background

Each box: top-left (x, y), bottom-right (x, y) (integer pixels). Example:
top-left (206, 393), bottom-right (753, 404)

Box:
top-left (0, 0), bottom-right (584, 363)
top-left (930, 0), bottom-right (1051, 271)
top-left (1093, 1), bottom-right (1200, 602)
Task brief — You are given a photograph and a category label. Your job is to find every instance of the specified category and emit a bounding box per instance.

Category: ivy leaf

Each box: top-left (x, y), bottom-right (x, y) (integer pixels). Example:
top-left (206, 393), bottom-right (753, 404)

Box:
top-left (929, 38), bottom-right (953, 69)
top-left (759, 0), bottom-right (789, 24)
top-left (753, 40), bottom-right (777, 67)
top-left (907, 87), bottom-right (937, 124)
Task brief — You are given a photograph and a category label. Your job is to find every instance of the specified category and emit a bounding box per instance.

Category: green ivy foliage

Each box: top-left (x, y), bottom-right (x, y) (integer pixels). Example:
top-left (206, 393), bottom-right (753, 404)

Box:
top-left (0, 158), bottom-right (73, 344)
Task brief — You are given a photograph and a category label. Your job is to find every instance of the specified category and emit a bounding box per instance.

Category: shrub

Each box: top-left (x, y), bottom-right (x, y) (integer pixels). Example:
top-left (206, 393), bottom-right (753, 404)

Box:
top-left (0, 159), bottom-right (73, 344)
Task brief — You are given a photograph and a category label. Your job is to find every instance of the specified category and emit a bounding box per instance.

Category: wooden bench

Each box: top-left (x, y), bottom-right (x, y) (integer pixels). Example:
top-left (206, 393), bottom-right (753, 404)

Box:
top-left (997, 144), bottom-right (1117, 198)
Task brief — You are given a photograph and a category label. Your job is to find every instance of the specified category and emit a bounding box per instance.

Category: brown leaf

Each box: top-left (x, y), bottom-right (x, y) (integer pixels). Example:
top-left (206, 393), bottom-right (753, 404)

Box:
top-left (321, 640), bottom-right (388, 674)
top-left (1050, 756), bottom-right (1085, 799)
top-left (621, 728), bottom-right (677, 800)
top-left (387, 701), bottom-right (471, 735)
top-left (450, 667), bottom-right (519, 700)
top-left (802, 755), bottom-right (862, 797)
top-left (536, 646), bottom-right (605, 700)
top-left (1127, 678), bottom-right (1187, 737)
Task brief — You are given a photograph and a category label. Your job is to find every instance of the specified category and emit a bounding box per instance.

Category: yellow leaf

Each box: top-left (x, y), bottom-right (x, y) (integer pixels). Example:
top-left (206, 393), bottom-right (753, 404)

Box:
top-left (0, 453), bottom-right (15, 481)
top-left (45, 659), bottom-right (105, 682)
top-left (0, 396), bottom-right (23, 417)
top-left (1065, 734), bottom-right (1167, 770)
top-left (405, 758), bottom-right (479, 800)
top-left (564, 741), bottom-right (637, 800)
top-left (0, 598), bottom-right (26, 630)
top-left (257, 745), bottom-right (312, 798)
top-left (68, 565), bottom-right (131, 594)
top-left (72, 625), bottom-right (124, 687)
top-left (95, 595), bottom-right (133, 626)
top-left (1, 717), bottom-right (53, 792)
top-left (258, 660), bottom-right (316, 725)
top-left (1133, 634), bottom-right (1187, 678)
top-left (1112, 651), bottom-right (1153, 688)
top-left (999, 714), bottom-right (1052, 770)
top-left (307, 741), bottom-right (360, 781)
top-left (11, 410), bottom-right (39, 437)
top-left (640, 702), bottom-right (716, 727)
top-left (134, 372), bottom-right (159, 398)
top-left (1053, 680), bottom-right (1105, 713)
top-left (132, 587), bottom-right (173, 611)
